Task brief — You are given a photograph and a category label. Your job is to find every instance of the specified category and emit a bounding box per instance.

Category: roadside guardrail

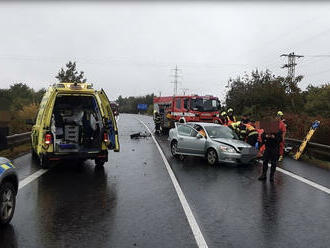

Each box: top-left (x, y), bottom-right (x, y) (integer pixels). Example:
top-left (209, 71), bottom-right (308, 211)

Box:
top-left (286, 138), bottom-right (330, 161)
top-left (5, 132), bottom-right (31, 149)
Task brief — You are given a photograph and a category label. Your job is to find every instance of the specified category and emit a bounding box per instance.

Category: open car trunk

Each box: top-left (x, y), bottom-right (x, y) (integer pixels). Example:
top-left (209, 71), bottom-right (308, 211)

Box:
top-left (51, 95), bottom-right (104, 153)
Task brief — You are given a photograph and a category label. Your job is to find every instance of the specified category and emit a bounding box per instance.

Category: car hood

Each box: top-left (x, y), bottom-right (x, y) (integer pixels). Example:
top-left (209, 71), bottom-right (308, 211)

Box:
top-left (211, 138), bottom-right (251, 148)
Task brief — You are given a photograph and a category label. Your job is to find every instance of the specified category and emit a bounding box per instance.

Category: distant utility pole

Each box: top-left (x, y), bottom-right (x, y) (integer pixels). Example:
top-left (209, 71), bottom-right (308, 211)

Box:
top-left (280, 52), bottom-right (304, 80)
top-left (170, 65), bottom-right (182, 96)
top-left (181, 88), bottom-right (189, 95)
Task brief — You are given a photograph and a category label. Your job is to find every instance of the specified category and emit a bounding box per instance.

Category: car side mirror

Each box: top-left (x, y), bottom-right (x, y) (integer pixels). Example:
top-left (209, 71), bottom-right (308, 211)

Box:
top-left (25, 119), bottom-right (34, 125)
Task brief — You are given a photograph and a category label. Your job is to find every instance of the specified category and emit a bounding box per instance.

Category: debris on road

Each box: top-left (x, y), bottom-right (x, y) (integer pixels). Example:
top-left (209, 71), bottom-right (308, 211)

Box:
top-left (130, 132), bottom-right (151, 139)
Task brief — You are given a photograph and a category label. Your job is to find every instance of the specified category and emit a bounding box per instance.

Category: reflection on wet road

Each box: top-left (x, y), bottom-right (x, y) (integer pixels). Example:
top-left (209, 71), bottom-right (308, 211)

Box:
top-left (1, 114), bottom-right (329, 248)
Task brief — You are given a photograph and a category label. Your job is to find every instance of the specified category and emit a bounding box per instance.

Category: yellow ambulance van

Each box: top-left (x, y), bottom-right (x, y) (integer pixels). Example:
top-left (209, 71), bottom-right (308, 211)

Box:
top-left (31, 82), bottom-right (119, 168)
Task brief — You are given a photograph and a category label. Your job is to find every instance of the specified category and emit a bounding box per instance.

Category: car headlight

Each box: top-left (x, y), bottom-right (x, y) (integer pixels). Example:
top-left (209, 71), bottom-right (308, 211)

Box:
top-left (219, 145), bottom-right (236, 153)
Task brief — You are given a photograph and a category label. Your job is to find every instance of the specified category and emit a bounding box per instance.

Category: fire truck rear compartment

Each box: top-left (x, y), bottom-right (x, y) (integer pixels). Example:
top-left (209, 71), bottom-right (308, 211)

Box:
top-left (51, 95), bottom-right (104, 153)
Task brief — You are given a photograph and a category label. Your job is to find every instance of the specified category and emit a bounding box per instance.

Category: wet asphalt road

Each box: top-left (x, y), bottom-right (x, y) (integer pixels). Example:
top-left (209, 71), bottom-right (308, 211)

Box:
top-left (1, 114), bottom-right (330, 248)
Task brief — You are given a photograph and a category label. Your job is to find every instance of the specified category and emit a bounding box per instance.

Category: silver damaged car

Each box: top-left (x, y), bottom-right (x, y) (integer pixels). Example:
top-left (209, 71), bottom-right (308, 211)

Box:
top-left (169, 122), bottom-right (258, 165)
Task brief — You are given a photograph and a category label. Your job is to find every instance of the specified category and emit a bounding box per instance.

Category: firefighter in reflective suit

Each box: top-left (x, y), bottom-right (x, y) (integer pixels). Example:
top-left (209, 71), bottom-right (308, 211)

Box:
top-left (154, 111), bottom-right (161, 134)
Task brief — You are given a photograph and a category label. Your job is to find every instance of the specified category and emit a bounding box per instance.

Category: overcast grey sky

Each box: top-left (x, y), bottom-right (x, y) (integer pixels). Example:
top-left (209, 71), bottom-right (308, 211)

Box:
top-left (1, 1), bottom-right (330, 101)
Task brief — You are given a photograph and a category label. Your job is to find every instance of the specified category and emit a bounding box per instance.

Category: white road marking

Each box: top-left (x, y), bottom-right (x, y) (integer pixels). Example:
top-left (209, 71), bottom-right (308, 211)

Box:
top-left (138, 118), bottom-right (208, 248)
top-left (18, 169), bottom-right (48, 190)
top-left (261, 160), bottom-right (330, 195)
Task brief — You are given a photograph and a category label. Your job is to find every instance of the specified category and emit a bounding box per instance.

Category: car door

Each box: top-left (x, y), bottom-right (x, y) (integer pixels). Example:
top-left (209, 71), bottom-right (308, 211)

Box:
top-left (176, 124), bottom-right (193, 153)
top-left (96, 89), bottom-right (120, 152)
top-left (176, 124), bottom-right (206, 155)
top-left (188, 128), bottom-right (207, 156)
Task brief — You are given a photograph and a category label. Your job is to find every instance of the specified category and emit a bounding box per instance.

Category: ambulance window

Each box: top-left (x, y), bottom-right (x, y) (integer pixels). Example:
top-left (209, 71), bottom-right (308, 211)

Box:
top-left (176, 99), bottom-right (181, 109)
top-left (184, 99), bottom-right (189, 109)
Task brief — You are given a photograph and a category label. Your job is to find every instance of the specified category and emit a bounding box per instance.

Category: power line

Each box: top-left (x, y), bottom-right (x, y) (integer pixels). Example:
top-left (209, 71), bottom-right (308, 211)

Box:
top-left (180, 88), bottom-right (189, 95)
top-left (305, 54), bottom-right (330, 57)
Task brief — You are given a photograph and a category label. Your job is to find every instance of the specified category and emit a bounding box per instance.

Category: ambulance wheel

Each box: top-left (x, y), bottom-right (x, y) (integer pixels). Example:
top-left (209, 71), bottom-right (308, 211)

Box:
top-left (95, 158), bottom-right (105, 167)
top-left (40, 155), bottom-right (50, 169)
top-left (31, 148), bottom-right (38, 160)
top-left (0, 182), bottom-right (16, 225)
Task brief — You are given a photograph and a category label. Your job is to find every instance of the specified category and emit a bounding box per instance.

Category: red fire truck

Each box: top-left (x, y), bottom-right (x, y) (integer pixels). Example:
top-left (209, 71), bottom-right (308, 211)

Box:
top-left (153, 95), bottom-right (221, 131)
top-left (110, 102), bottom-right (119, 116)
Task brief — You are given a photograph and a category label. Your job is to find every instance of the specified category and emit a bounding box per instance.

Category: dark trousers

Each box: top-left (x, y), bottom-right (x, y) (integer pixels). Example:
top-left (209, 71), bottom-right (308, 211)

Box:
top-left (262, 149), bottom-right (278, 176)
top-left (155, 123), bottom-right (161, 132)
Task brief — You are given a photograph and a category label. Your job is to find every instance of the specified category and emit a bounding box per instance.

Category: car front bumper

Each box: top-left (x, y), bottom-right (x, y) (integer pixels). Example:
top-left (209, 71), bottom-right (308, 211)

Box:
top-left (218, 151), bottom-right (257, 164)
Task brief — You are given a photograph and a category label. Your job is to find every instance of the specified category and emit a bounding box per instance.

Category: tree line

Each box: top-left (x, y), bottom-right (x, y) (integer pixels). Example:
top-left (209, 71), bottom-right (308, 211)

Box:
top-left (0, 83), bottom-right (46, 134)
top-left (115, 94), bottom-right (154, 115)
top-left (225, 69), bottom-right (329, 118)
top-left (225, 69), bottom-right (330, 144)
top-left (0, 61), bottom-right (85, 134)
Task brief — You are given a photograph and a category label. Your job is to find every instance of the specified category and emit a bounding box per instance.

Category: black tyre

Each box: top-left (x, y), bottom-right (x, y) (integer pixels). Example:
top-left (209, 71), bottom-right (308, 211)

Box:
top-left (0, 182), bottom-right (16, 225)
top-left (171, 141), bottom-right (179, 158)
top-left (31, 148), bottom-right (38, 160)
top-left (40, 155), bottom-right (50, 169)
top-left (95, 158), bottom-right (105, 167)
top-left (207, 149), bottom-right (218, 166)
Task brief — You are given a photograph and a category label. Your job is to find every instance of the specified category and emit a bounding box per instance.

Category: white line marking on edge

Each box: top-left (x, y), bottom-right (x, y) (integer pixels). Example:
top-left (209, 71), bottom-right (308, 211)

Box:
top-left (261, 160), bottom-right (330, 195)
top-left (18, 169), bottom-right (48, 190)
top-left (138, 118), bottom-right (208, 248)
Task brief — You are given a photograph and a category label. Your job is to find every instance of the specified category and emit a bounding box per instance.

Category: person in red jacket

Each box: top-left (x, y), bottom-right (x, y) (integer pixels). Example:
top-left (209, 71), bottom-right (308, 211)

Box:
top-left (277, 111), bottom-right (286, 162)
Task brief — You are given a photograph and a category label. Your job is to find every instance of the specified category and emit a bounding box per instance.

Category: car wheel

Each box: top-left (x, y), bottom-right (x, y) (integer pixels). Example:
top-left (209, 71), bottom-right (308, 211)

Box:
top-left (95, 158), bottom-right (105, 167)
top-left (171, 141), bottom-right (179, 158)
top-left (40, 155), bottom-right (49, 169)
top-left (0, 182), bottom-right (16, 225)
top-left (207, 149), bottom-right (218, 166)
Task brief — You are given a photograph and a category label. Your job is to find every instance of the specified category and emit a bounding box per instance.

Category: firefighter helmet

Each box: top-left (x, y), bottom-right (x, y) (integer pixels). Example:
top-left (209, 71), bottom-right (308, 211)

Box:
top-left (277, 111), bottom-right (284, 116)
top-left (179, 117), bottom-right (186, 123)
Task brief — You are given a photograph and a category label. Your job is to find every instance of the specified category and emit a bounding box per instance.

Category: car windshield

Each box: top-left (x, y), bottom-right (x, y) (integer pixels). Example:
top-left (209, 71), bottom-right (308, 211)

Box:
top-left (191, 98), bottom-right (220, 112)
top-left (205, 126), bottom-right (239, 139)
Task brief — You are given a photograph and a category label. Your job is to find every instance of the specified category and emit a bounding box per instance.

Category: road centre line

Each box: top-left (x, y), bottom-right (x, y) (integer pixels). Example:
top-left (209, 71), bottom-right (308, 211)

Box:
top-left (19, 169), bottom-right (48, 190)
top-left (138, 118), bottom-right (208, 248)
